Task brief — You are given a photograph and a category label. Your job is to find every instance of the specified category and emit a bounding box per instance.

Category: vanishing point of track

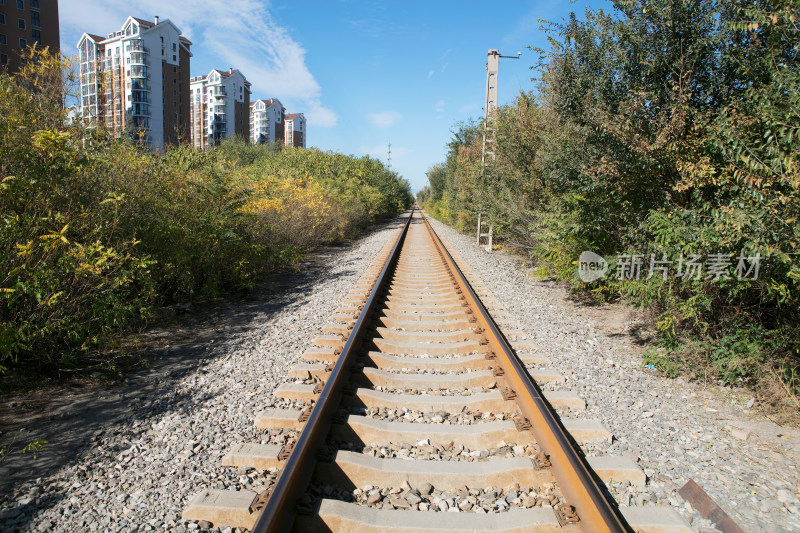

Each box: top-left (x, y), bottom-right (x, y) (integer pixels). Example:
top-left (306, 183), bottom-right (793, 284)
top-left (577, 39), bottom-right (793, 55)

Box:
top-left (183, 208), bottom-right (691, 532)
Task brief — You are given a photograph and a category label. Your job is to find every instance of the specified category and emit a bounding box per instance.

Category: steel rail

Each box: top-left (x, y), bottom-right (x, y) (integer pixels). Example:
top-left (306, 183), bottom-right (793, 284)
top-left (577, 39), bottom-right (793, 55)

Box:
top-left (250, 208), bottom-right (414, 533)
top-left (419, 210), bottom-right (632, 533)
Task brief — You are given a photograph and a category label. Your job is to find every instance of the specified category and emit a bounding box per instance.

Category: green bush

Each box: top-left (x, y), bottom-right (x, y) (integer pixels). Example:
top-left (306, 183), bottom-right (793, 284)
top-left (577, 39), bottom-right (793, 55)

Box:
top-left (424, 0), bottom-right (799, 405)
top-left (0, 49), bottom-right (412, 377)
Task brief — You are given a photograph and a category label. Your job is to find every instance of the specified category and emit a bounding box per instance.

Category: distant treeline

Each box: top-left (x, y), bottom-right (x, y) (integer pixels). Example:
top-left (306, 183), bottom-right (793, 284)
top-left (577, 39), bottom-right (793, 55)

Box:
top-left (0, 50), bottom-right (412, 377)
top-left (418, 0), bottom-right (799, 410)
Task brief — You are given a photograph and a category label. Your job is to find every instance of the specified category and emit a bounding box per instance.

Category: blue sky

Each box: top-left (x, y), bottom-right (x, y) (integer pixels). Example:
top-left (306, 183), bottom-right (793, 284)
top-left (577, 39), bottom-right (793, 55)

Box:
top-left (59, 0), bottom-right (611, 192)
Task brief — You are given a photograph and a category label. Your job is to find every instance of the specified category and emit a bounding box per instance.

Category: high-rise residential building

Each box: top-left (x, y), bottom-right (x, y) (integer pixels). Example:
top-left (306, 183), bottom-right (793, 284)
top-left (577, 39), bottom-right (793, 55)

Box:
top-left (250, 98), bottom-right (284, 145)
top-left (284, 113), bottom-right (306, 148)
top-left (189, 68), bottom-right (251, 149)
top-left (76, 16), bottom-right (192, 149)
top-left (0, 0), bottom-right (60, 73)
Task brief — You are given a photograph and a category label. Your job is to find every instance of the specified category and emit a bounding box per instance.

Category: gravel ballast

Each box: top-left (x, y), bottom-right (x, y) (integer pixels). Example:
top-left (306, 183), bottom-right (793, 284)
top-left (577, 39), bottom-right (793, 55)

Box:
top-left (2, 213), bottom-right (799, 532)
top-left (427, 216), bottom-right (800, 533)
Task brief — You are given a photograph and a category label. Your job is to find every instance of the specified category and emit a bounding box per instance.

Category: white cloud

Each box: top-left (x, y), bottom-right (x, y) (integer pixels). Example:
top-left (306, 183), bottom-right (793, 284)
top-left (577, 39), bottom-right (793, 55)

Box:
top-left (60, 0), bottom-right (337, 127)
top-left (426, 48), bottom-right (452, 81)
top-left (306, 102), bottom-right (338, 128)
top-left (434, 99), bottom-right (445, 114)
top-left (367, 111), bottom-right (402, 129)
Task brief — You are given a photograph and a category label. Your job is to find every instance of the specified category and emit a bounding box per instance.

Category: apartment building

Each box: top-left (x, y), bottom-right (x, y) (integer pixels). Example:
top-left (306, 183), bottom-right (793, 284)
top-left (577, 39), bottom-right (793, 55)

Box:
top-left (77, 16), bottom-right (192, 149)
top-left (250, 98), bottom-right (284, 145)
top-left (190, 68), bottom-right (251, 149)
top-left (0, 0), bottom-right (60, 73)
top-left (284, 112), bottom-right (306, 148)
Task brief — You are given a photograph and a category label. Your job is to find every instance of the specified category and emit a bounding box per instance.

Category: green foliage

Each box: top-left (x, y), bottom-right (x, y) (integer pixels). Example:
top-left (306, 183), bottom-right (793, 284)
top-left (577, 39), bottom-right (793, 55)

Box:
top-left (646, 327), bottom-right (779, 387)
top-left (426, 0), bottom-right (800, 402)
top-left (643, 348), bottom-right (681, 379)
top-left (0, 49), bottom-right (411, 377)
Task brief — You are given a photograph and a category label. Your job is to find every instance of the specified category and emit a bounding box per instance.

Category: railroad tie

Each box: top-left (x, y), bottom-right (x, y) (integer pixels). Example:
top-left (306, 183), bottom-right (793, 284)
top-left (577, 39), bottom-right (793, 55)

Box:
top-left (182, 209), bottom-right (691, 532)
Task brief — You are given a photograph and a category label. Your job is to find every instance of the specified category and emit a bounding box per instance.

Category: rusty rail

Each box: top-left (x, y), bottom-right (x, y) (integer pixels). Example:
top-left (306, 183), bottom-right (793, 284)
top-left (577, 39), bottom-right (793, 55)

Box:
top-left (251, 207), bottom-right (631, 532)
top-left (419, 210), bottom-right (631, 533)
top-left (250, 209), bottom-right (413, 533)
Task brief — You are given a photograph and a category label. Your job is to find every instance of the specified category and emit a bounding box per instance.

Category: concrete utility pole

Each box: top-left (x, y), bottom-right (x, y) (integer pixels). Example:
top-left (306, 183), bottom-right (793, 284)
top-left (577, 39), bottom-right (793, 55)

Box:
top-left (481, 50), bottom-right (499, 167)
top-left (478, 49), bottom-right (520, 252)
top-left (387, 142), bottom-right (392, 170)
top-left (481, 49), bottom-right (520, 167)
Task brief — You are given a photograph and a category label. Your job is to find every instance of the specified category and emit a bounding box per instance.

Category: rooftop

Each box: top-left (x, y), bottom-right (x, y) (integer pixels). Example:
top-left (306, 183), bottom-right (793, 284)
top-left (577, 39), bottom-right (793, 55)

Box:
top-left (132, 17), bottom-right (154, 28)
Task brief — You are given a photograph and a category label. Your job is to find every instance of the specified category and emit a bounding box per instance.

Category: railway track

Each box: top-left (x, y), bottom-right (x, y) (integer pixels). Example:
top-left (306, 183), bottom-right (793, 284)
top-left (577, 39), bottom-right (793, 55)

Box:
top-left (183, 208), bottom-right (691, 532)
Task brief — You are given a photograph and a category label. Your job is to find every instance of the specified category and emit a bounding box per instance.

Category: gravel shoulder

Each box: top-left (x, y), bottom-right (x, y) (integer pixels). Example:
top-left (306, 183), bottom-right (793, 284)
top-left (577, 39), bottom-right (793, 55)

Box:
top-left (428, 216), bottom-right (800, 533)
top-left (0, 217), bottom-right (405, 532)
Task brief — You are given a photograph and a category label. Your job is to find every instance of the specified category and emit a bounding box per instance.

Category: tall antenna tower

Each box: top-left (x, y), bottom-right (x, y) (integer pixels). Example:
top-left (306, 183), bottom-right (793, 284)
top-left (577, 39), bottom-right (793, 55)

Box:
top-left (387, 142), bottom-right (392, 170)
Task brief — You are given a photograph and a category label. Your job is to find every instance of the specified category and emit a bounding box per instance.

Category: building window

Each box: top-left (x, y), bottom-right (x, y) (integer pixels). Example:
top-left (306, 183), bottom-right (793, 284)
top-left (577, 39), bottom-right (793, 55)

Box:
top-left (0, 34), bottom-right (5, 44)
top-left (31, 28), bottom-right (39, 43)
top-left (0, 14), bottom-right (5, 24)
top-left (0, 54), bottom-right (7, 64)
top-left (31, 0), bottom-right (38, 6)
top-left (172, 54), bottom-right (176, 61)
top-left (18, 18), bottom-right (25, 29)
top-left (30, 10), bottom-right (38, 27)
top-left (19, 37), bottom-right (26, 48)
top-left (17, 0), bottom-right (23, 9)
